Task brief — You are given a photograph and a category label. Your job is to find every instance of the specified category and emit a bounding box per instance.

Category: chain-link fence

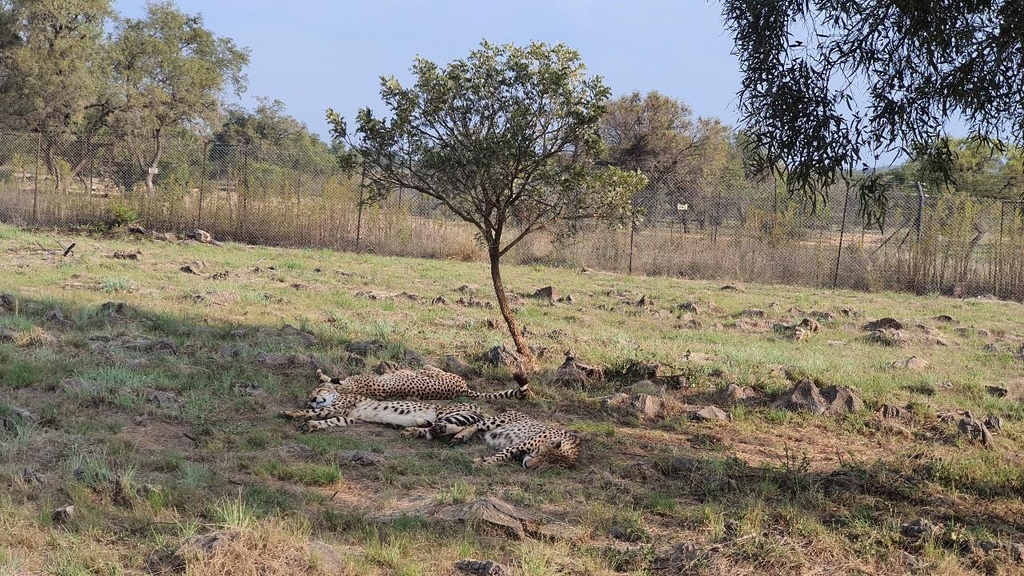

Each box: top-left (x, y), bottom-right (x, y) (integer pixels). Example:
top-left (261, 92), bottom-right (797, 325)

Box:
top-left (1, 131), bottom-right (1023, 301)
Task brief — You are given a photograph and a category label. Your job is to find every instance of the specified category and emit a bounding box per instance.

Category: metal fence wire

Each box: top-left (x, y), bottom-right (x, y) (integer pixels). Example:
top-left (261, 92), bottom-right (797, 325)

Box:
top-left (1, 131), bottom-right (1023, 301)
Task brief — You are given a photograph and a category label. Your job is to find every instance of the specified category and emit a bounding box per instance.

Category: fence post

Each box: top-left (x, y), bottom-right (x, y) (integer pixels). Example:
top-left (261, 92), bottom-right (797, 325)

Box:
top-left (197, 140), bottom-right (209, 228)
top-left (915, 182), bottom-right (925, 243)
top-left (833, 184), bottom-right (851, 289)
top-left (32, 133), bottom-right (40, 226)
top-left (355, 168), bottom-right (365, 252)
top-left (628, 205), bottom-right (636, 274)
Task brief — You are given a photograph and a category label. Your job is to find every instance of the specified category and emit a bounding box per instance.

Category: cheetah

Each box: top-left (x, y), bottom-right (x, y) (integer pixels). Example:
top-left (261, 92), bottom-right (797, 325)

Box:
top-left (308, 366), bottom-right (529, 407)
top-left (429, 410), bottom-right (581, 469)
top-left (281, 394), bottom-right (485, 434)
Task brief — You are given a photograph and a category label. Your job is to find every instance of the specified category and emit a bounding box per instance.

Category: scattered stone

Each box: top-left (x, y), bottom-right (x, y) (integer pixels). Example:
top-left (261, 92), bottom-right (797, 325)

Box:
top-left (435, 497), bottom-right (534, 540)
top-left (484, 344), bottom-right (525, 372)
top-left (798, 317), bottom-right (821, 333)
top-left (42, 307), bottom-right (66, 324)
top-left (111, 250), bottom-right (140, 260)
top-left (717, 383), bottom-right (756, 405)
top-left (621, 359), bottom-right (664, 380)
top-left (625, 380), bottom-right (667, 397)
top-left (211, 271), bottom-right (230, 280)
top-left (309, 541), bottom-right (346, 575)
top-left (740, 308), bottom-right (766, 318)
top-left (810, 310), bottom-right (837, 322)
top-left (22, 468), bottom-right (43, 485)
top-left (180, 262), bottom-right (206, 275)
top-left (51, 505), bottom-right (75, 524)
top-left (691, 406), bottom-right (731, 421)
top-left (149, 390), bottom-right (181, 408)
top-left (443, 355), bottom-right (477, 378)
top-left (556, 294), bottom-right (574, 304)
top-left (127, 224), bottom-right (147, 234)
top-left (603, 392), bottom-right (664, 420)
top-left (0, 293), bottom-right (14, 312)
top-left (901, 518), bottom-right (938, 541)
top-left (457, 284), bottom-right (479, 295)
top-left (281, 324), bottom-right (318, 347)
top-left (373, 360), bottom-right (401, 374)
top-left (677, 301), bottom-right (701, 315)
top-left (772, 380), bottom-right (863, 415)
top-left (985, 414), bottom-right (1003, 433)
top-left (454, 559), bottom-right (510, 576)
top-left (190, 229), bottom-right (215, 244)
top-left (878, 404), bottom-right (907, 419)
top-left (720, 284), bottom-right (746, 292)
top-left (959, 411), bottom-right (993, 445)
top-left (432, 295), bottom-right (450, 305)
top-left (531, 286), bottom-right (557, 303)
top-left (153, 340), bottom-right (178, 355)
top-left (869, 328), bottom-right (908, 347)
top-left (890, 356), bottom-right (929, 371)
top-left (864, 317), bottom-right (904, 331)
top-left (552, 351), bottom-right (604, 388)
top-left (772, 322), bottom-right (811, 341)
top-left (338, 451), bottom-right (385, 467)
top-left (985, 385), bottom-right (1009, 398)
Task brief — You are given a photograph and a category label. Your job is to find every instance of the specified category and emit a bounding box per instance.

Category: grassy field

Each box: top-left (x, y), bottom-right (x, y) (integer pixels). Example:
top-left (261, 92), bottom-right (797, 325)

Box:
top-left (1, 223), bottom-right (1023, 575)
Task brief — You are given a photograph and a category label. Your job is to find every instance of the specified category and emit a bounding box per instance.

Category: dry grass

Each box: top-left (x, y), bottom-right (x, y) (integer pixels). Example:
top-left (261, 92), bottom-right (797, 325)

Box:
top-left (2, 222), bottom-right (1024, 575)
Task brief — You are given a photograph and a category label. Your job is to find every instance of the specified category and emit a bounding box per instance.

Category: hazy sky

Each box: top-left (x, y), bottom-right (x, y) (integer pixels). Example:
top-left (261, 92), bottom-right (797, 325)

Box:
top-left (113, 0), bottom-right (741, 140)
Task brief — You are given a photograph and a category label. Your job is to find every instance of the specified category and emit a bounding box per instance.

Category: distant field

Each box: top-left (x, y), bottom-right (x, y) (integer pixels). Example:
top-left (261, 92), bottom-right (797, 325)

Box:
top-left (1, 223), bottom-right (1023, 575)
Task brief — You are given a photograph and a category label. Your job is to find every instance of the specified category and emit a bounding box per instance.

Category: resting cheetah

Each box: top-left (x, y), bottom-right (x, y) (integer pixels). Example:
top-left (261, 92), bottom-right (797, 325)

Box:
top-left (281, 394), bottom-right (485, 434)
top-left (429, 410), bottom-right (581, 469)
top-left (308, 366), bottom-right (529, 407)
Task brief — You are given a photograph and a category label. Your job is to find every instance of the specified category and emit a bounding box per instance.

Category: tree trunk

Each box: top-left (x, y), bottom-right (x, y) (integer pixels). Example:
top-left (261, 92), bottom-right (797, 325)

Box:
top-left (43, 140), bottom-right (61, 192)
top-left (488, 246), bottom-right (535, 367)
top-left (145, 133), bottom-right (163, 196)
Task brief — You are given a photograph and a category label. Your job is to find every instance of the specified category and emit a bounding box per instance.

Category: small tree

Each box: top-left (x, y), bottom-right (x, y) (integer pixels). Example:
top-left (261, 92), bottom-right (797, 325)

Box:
top-left (328, 40), bottom-right (646, 364)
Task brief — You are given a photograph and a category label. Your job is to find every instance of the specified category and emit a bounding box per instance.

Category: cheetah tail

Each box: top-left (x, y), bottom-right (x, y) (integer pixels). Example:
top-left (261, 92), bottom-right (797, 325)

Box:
top-left (473, 372), bottom-right (530, 399)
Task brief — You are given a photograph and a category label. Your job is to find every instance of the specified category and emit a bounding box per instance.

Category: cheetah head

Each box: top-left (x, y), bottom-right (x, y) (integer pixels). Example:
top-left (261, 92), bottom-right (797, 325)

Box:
top-left (307, 386), bottom-right (339, 409)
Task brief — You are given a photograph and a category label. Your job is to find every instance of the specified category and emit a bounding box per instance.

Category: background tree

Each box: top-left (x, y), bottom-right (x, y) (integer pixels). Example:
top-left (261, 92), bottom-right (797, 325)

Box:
top-left (328, 40), bottom-right (646, 363)
top-left (599, 91), bottom-right (736, 229)
top-left (722, 0), bottom-right (1024, 222)
top-left (109, 0), bottom-right (248, 195)
top-left (0, 0), bottom-right (112, 189)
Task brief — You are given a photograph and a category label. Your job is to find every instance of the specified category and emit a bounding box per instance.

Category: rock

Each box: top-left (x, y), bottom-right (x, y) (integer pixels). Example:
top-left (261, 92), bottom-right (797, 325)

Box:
top-left (625, 380), bottom-right (667, 397)
top-left (373, 360), bottom-right (401, 374)
top-left (959, 411), bottom-right (992, 445)
top-left (51, 505), bottom-right (75, 524)
top-left (338, 451), bottom-right (385, 467)
top-left (435, 497), bottom-right (534, 540)
top-left (864, 317), bottom-right (904, 331)
top-left (631, 393), bottom-right (665, 420)
top-left (432, 295), bottom-right (450, 305)
top-left (484, 344), bottom-right (525, 372)
top-left (798, 317), bottom-right (821, 333)
top-left (443, 355), bottom-right (476, 378)
top-left (111, 250), bottom-right (139, 260)
top-left (740, 308), bottom-right (766, 318)
top-left (822, 386), bottom-right (863, 413)
top-left (985, 385), bottom-right (1009, 398)
top-left (901, 518), bottom-right (938, 540)
top-left (180, 262), bottom-right (206, 275)
top-left (933, 314), bottom-right (956, 323)
top-left (0, 293), bottom-right (14, 312)
top-left (621, 359), bottom-right (664, 380)
top-left (720, 284), bottom-right (745, 291)
top-left (557, 294), bottom-right (575, 304)
top-left (810, 310), bottom-right (836, 322)
top-left (22, 468), bottom-right (44, 485)
top-left (878, 404), bottom-right (906, 419)
top-left (691, 406), bottom-right (731, 421)
top-left (42, 307), bottom-right (66, 324)
top-left (890, 356), bottom-right (928, 371)
top-left (98, 301), bottom-right (128, 317)
top-left (457, 284), bottom-right (479, 295)
top-left (772, 380), bottom-right (829, 415)
top-left (191, 229), bottom-right (214, 244)
top-left (149, 390), bottom-right (181, 408)
top-left (281, 324), bottom-right (318, 347)
top-left (985, 414), bottom-right (1003, 433)
top-left (309, 540), bottom-right (346, 574)
top-left (346, 340), bottom-right (387, 357)
top-left (229, 328), bottom-right (246, 339)
top-left (552, 352), bottom-right (604, 388)
top-left (532, 286), bottom-right (557, 303)
top-left (717, 383), bottom-right (756, 405)
top-left (868, 328), bottom-right (906, 346)
top-left (454, 559), bottom-right (510, 576)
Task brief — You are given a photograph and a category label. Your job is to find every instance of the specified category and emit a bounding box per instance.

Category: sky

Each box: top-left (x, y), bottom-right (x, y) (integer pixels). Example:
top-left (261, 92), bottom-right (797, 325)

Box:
top-left (113, 0), bottom-right (742, 141)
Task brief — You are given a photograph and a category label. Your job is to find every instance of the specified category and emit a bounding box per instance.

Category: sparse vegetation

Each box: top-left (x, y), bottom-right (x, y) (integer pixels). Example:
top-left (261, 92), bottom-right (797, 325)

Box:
top-left (1, 222), bottom-right (1023, 574)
